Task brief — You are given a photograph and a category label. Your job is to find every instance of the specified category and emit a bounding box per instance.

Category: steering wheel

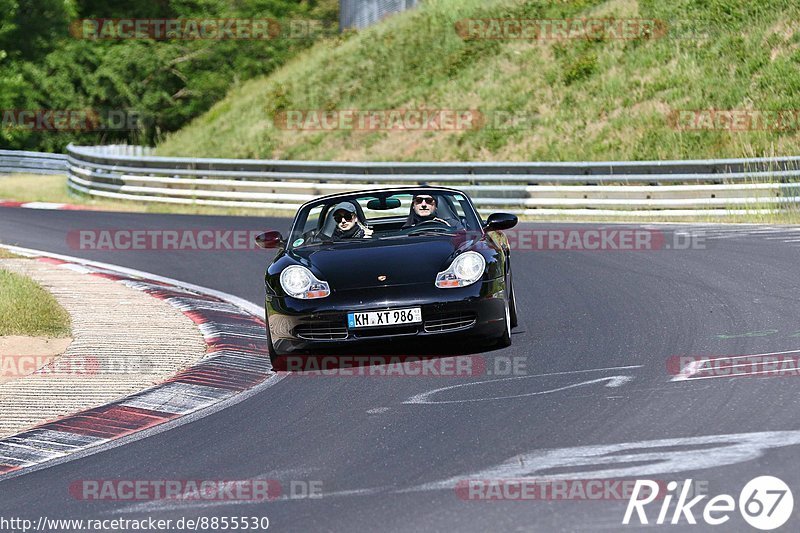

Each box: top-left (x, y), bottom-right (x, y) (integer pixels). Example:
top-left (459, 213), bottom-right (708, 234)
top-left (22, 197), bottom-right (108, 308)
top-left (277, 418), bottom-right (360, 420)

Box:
top-left (405, 219), bottom-right (452, 234)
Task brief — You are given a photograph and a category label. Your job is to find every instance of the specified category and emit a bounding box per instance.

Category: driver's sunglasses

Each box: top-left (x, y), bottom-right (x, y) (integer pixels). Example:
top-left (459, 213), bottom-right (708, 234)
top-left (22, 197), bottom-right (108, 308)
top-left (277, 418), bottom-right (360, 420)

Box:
top-left (414, 196), bottom-right (436, 205)
top-left (334, 212), bottom-right (355, 223)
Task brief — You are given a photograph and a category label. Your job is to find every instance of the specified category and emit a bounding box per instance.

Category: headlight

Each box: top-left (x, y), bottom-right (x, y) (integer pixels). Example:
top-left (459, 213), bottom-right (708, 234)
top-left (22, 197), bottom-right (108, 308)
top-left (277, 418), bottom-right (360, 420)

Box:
top-left (435, 251), bottom-right (486, 288)
top-left (280, 265), bottom-right (330, 299)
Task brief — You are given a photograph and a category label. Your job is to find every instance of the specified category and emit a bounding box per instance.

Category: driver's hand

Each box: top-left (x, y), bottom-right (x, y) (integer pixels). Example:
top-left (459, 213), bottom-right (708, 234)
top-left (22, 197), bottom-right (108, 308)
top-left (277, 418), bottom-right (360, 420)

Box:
top-left (363, 226), bottom-right (374, 237)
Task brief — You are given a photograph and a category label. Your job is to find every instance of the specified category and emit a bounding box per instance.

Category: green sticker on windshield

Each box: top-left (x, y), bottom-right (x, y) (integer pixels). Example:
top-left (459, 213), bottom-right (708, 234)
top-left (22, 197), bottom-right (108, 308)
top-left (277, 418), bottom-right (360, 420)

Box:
top-left (293, 238), bottom-right (304, 246)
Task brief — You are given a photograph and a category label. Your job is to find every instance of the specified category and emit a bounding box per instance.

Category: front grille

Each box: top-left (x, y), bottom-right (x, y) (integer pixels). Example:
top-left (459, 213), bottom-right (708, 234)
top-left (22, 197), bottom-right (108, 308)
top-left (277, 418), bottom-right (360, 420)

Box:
top-left (424, 312), bottom-right (477, 333)
top-left (295, 322), bottom-right (348, 340)
top-left (352, 325), bottom-right (420, 338)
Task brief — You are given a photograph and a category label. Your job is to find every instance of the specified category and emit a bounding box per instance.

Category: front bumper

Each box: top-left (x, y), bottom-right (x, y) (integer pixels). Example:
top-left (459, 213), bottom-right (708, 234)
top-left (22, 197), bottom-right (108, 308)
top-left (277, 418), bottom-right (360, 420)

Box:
top-left (266, 278), bottom-right (506, 354)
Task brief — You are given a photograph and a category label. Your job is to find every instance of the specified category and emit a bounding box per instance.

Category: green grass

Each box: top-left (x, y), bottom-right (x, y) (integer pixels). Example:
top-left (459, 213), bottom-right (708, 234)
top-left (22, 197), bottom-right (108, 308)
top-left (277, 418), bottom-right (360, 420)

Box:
top-left (0, 174), bottom-right (130, 210)
top-left (155, 0), bottom-right (800, 162)
top-left (0, 267), bottom-right (71, 337)
top-left (0, 174), bottom-right (296, 217)
top-left (0, 249), bottom-right (24, 259)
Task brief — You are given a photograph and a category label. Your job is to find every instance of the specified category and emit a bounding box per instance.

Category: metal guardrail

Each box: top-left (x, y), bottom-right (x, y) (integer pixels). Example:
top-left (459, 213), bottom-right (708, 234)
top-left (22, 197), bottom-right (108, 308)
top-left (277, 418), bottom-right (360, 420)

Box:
top-left (65, 144), bottom-right (800, 181)
top-left (3, 146), bottom-right (800, 216)
top-left (339, 0), bottom-right (419, 30)
top-left (0, 150), bottom-right (68, 175)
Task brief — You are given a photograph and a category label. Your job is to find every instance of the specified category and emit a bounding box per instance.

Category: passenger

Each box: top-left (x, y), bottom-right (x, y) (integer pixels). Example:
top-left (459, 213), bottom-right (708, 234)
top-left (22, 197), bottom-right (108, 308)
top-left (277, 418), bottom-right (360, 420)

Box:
top-left (330, 202), bottom-right (373, 240)
top-left (402, 194), bottom-right (458, 228)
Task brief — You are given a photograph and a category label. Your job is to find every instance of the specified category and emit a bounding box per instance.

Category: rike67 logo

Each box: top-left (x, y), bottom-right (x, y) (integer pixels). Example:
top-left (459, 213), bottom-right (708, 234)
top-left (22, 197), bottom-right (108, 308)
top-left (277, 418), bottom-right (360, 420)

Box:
top-left (623, 476), bottom-right (794, 530)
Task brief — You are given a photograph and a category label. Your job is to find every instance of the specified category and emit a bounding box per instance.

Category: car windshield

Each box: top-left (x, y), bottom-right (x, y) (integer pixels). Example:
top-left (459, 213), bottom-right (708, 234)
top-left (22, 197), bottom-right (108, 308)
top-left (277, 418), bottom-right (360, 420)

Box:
top-left (287, 190), bottom-right (482, 249)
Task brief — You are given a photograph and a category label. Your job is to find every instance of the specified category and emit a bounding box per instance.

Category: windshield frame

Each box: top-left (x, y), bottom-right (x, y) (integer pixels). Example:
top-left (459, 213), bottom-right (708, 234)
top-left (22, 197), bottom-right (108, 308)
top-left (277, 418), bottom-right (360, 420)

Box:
top-left (286, 187), bottom-right (483, 251)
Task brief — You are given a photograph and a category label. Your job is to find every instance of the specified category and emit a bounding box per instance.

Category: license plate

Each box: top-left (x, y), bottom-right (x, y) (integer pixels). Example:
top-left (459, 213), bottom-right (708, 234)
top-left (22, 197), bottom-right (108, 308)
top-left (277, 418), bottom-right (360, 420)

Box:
top-left (347, 308), bottom-right (422, 328)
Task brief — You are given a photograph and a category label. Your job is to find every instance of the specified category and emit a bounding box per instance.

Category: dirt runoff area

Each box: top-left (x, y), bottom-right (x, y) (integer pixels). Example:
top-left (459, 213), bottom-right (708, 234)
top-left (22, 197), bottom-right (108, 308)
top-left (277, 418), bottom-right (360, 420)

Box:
top-left (0, 336), bottom-right (72, 384)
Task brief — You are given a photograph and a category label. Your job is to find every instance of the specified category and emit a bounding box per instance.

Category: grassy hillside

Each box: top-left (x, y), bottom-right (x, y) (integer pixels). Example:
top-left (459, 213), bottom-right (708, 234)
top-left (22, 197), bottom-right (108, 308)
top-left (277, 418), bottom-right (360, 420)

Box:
top-left (156, 0), bottom-right (800, 161)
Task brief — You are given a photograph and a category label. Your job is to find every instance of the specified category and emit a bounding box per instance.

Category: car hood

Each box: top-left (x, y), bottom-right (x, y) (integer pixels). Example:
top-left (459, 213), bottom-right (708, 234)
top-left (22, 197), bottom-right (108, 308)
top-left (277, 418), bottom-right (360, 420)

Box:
top-left (288, 235), bottom-right (477, 290)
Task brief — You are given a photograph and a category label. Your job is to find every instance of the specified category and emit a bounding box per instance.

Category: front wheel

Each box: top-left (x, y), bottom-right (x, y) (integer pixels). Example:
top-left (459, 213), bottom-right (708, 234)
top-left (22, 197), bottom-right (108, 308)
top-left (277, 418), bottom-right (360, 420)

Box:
top-left (496, 288), bottom-right (512, 348)
top-left (266, 322), bottom-right (281, 370)
top-left (508, 270), bottom-right (518, 329)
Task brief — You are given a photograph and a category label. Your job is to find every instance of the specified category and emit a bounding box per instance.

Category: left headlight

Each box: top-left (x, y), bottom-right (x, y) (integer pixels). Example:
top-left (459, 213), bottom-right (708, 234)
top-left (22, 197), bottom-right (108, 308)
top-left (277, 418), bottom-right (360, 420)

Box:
top-left (436, 251), bottom-right (486, 288)
top-left (280, 265), bottom-right (330, 299)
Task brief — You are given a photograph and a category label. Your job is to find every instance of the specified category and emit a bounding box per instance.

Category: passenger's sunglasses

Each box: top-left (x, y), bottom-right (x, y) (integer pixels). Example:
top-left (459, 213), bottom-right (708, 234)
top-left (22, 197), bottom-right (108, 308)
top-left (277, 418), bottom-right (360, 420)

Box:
top-left (334, 212), bottom-right (355, 222)
top-left (414, 196), bottom-right (436, 205)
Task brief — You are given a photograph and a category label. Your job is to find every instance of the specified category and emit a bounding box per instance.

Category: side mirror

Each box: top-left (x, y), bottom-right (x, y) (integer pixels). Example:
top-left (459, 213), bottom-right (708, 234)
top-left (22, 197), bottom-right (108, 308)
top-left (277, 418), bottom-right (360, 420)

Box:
top-left (255, 231), bottom-right (285, 249)
top-left (484, 213), bottom-right (518, 232)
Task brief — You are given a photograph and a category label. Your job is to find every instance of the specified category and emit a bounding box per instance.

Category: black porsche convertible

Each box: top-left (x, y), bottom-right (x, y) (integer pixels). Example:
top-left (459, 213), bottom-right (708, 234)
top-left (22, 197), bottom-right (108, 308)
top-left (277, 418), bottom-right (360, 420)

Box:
top-left (256, 187), bottom-right (518, 366)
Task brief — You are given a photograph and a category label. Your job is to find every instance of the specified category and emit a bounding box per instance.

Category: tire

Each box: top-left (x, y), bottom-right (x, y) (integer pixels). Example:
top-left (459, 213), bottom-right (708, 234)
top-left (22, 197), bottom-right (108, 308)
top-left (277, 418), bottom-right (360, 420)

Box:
top-left (496, 286), bottom-right (512, 348)
top-left (508, 270), bottom-right (518, 329)
top-left (266, 322), bottom-right (281, 370)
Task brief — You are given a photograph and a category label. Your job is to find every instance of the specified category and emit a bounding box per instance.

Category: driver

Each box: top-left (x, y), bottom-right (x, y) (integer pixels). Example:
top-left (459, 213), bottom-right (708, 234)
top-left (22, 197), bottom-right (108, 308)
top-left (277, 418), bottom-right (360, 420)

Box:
top-left (331, 202), bottom-right (373, 240)
top-left (402, 194), bottom-right (457, 228)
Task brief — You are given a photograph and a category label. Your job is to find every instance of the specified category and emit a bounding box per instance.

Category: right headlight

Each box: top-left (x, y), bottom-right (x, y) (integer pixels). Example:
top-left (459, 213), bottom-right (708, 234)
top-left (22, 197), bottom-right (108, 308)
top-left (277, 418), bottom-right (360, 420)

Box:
top-left (280, 265), bottom-right (330, 299)
top-left (435, 251), bottom-right (486, 288)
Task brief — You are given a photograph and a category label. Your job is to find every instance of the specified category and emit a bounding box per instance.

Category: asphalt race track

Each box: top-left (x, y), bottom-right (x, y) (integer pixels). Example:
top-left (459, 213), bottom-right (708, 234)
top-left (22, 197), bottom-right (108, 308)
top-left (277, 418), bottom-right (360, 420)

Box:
top-left (2, 206), bottom-right (800, 532)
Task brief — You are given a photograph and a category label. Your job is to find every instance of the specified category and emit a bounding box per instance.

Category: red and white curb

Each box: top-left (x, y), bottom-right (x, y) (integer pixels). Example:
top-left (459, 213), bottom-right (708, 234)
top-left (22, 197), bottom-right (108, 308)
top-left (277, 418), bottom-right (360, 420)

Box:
top-left (0, 250), bottom-right (274, 478)
top-left (0, 200), bottom-right (93, 210)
